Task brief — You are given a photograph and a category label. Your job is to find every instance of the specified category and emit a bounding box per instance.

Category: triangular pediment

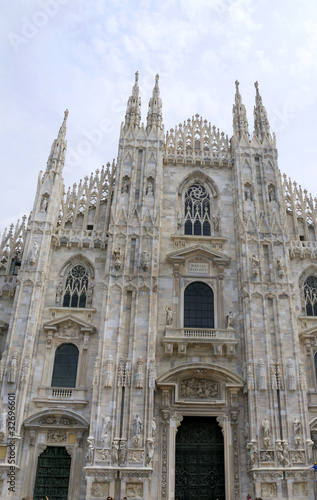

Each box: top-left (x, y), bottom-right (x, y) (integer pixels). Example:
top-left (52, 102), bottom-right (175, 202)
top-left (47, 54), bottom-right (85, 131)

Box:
top-left (43, 314), bottom-right (95, 332)
top-left (166, 244), bottom-right (231, 265)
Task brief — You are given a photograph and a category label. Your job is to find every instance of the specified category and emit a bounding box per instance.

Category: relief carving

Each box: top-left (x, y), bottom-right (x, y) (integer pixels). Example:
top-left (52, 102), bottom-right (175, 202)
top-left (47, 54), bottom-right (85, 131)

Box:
top-left (180, 378), bottom-right (218, 399)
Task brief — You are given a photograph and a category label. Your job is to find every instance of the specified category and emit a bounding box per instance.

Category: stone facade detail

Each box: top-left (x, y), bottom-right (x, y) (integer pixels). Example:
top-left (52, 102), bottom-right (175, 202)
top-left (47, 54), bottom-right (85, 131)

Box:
top-left (0, 75), bottom-right (315, 500)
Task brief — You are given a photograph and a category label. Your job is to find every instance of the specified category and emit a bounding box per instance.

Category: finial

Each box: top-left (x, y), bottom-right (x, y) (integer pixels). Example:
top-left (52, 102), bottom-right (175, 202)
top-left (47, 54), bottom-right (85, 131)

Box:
top-left (235, 80), bottom-right (239, 90)
top-left (155, 74), bottom-right (159, 84)
top-left (64, 109), bottom-right (69, 120)
top-left (135, 71), bottom-right (139, 84)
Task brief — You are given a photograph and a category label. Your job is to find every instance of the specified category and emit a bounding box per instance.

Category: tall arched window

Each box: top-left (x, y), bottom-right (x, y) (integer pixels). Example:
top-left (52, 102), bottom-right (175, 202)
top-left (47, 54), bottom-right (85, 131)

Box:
top-left (184, 282), bottom-right (214, 328)
top-left (51, 343), bottom-right (79, 388)
top-left (63, 264), bottom-right (88, 308)
top-left (304, 276), bottom-right (317, 316)
top-left (184, 184), bottom-right (211, 236)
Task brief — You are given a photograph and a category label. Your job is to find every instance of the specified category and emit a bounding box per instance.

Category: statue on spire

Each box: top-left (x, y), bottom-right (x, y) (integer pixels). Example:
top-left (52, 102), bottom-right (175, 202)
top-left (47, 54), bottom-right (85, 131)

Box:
top-left (253, 81), bottom-right (271, 142)
top-left (124, 72), bottom-right (141, 130)
top-left (146, 73), bottom-right (163, 130)
top-left (232, 80), bottom-right (249, 139)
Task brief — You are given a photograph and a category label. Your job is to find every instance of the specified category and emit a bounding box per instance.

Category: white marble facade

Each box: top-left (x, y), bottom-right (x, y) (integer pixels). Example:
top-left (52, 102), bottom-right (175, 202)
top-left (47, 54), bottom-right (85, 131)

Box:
top-left (0, 75), bottom-right (316, 499)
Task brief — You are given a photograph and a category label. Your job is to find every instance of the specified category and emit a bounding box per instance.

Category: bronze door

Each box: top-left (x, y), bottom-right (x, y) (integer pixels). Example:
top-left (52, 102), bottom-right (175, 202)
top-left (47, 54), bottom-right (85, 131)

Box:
top-left (33, 446), bottom-right (71, 500)
top-left (175, 416), bottom-right (225, 500)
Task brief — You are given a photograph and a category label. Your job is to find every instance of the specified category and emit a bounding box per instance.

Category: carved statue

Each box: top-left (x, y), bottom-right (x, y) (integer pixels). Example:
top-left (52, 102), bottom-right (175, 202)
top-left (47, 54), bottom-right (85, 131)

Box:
top-left (212, 211), bottom-right (220, 232)
top-left (299, 362), bottom-right (307, 391)
top-left (133, 415), bottom-right (143, 444)
top-left (258, 359), bottom-right (267, 391)
top-left (226, 310), bottom-right (234, 329)
top-left (247, 362), bottom-right (255, 391)
top-left (282, 440), bottom-right (290, 466)
top-left (121, 178), bottom-right (129, 194)
top-left (135, 356), bottom-right (144, 389)
top-left (20, 356), bottom-right (29, 382)
top-left (276, 258), bottom-right (284, 277)
top-left (261, 417), bottom-right (270, 448)
top-left (294, 417), bottom-right (302, 447)
top-left (55, 280), bottom-right (63, 303)
top-left (111, 438), bottom-right (120, 465)
top-left (119, 438), bottom-right (127, 465)
top-left (86, 436), bottom-right (95, 465)
top-left (113, 247), bottom-right (122, 271)
top-left (87, 282), bottom-right (94, 305)
top-left (271, 362), bottom-right (278, 390)
top-left (146, 438), bottom-right (154, 466)
top-left (0, 351), bottom-right (7, 381)
top-left (165, 306), bottom-right (175, 326)
top-left (152, 417), bottom-right (157, 437)
top-left (40, 195), bottom-right (49, 212)
top-left (146, 181), bottom-right (153, 196)
top-left (29, 241), bottom-right (39, 266)
top-left (269, 186), bottom-right (276, 202)
top-left (245, 186), bottom-right (252, 201)
top-left (101, 415), bottom-right (111, 445)
top-left (246, 440), bottom-right (257, 468)
top-left (251, 254), bottom-right (259, 276)
top-left (275, 439), bottom-right (284, 465)
top-left (141, 250), bottom-right (149, 271)
top-left (8, 352), bottom-right (18, 384)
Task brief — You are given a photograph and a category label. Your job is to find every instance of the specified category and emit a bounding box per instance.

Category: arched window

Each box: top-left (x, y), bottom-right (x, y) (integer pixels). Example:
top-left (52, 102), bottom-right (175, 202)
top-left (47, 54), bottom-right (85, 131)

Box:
top-left (184, 282), bottom-right (214, 328)
top-left (304, 276), bottom-right (317, 316)
top-left (63, 264), bottom-right (88, 308)
top-left (184, 184), bottom-right (211, 236)
top-left (51, 343), bottom-right (79, 388)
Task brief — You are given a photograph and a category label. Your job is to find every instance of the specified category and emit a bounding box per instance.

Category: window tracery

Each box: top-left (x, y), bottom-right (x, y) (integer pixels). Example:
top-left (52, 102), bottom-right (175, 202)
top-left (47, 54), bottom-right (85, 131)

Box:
top-left (304, 276), bottom-right (317, 316)
top-left (184, 184), bottom-right (211, 236)
top-left (62, 264), bottom-right (89, 308)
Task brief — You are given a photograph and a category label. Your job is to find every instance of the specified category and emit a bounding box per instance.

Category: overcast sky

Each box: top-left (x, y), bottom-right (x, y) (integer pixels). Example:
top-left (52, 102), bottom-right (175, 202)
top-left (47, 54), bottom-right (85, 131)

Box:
top-left (1, 0), bottom-right (317, 233)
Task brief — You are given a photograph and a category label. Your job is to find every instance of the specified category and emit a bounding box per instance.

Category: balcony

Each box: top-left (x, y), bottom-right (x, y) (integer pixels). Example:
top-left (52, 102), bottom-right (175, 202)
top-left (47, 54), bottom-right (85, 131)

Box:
top-left (162, 327), bottom-right (238, 357)
top-left (34, 387), bottom-right (88, 408)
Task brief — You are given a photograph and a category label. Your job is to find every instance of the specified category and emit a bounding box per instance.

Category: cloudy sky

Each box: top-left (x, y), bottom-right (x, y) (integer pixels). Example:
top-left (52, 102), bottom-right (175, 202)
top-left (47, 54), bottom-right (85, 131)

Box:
top-left (1, 0), bottom-right (317, 232)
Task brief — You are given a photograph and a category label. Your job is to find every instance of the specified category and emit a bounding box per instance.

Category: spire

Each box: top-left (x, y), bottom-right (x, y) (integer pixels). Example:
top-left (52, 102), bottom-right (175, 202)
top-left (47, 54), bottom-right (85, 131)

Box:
top-left (124, 72), bottom-right (141, 129)
top-left (146, 74), bottom-right (162, 130)
top-left (46, 109), bottom-right (68, 173)
top-left (232, 80), bottom-right (249, 139)
top-left (253, 81), bottom-right (271, 141)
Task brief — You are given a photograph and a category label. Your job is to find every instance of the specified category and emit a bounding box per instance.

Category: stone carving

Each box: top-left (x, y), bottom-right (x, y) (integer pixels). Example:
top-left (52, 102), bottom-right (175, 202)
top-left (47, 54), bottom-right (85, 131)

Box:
top-left (113, 247), bottom-right (122, 271)
top-left (271, 362), bottom-right (278, 390)
top-left (261, 483), bottom-right (277, 497)
top-left (29, 241), bottom-right (39, 265)
top-left (97, 448), bottom-right (110, 461)
top-left (86, 436), bottom-right (95, 465)
top-left (126, 482), bottom-right (143, 498)
top-left (226, 310), bottom-right (234, 329)
top-left (55, 280), bottom-right (63, 303)
top-left (58, 321), bottom-right (80, 339)
top-left (111, 438), bottom-right (120, 465)
top-left (91, 482), bottom-right (109, 497)
top-left (268, 185), bottom-right (276, 202)
top-left (0, 351), bottom-right (7, 381)
top-left (152, 417), bottom-right (156, 438)
top-left (244, 421), bottom-right (250, 441)
top-left (47, 430), bottom-right (67, 442)
top-left (276, 257), bottom-right (284, 278)
top-left (293, 482), bottom-right (309, 496)
top-left (261, 417), bottom-right (270, 448)
top-left (245, 185), bottom-right (253, 201)
top-left (135, 356), bottom-right (144, 389)
top-left (128, 450), bottom-right (143, 462)
top-left (291, 450), bottom-right (305, 463)
top-left (287, 359), bottom-right (296, 391)
top-left (105, 354), bottom-right (114, 388)
top-left (93, 356), bottom-right (101, 386)
top-left (251, 254), bottom-right (260, 276)
top-left (29, 430), bottom-right (36, 446)
top-left (247, 361), bottom-right (255, 390)
top-left (212, 211), bottom-right (220, 232)
top-left (87, 282), bottom-right (94, 305)
top-left (133, 415), bottom-right (143, 445)
top-left (299, 362), bottom-right (307, 390)
top-left (121, 176), bottom-right (130, 194)
top-left (165, 305), bottom-right (175, 326)
top-left (180, 378), bottom-right (218, 398)
top-left (8, 351), bottom-right (18, 384)
top-left (140, 250), bottom-right (149, 271)
top-left (258, 359), bottom-right (267, 391)
top-left (119, 438), bottom-right (127, 465)
top-left (0, 408), bottom-right (7, 438)
top-left (101, 415), bottom-right (110, 445)
top-left (20, 356), bottom-right (29, 382)
top-left (276, 362), bottom-right (284, 390)
top-left (149, 359), bottom-right (156, 389)
top-left (282, 440), bottom-right (290, 466)
top-left (294, 417), bottom-right (302, 447)
top-left (124, 358), bottom-right (131, 387)
top-left (246, 440), bottom-right (257, 468)
top-left (146, 180), bottom-right (154, 196)
top-left (260, 450), bottom-right (274, 462)
top-left (40, 195), bottom-right (49, 212)
top-left (306, 438), bottom-right (314, 461)
top-left (146, 438), bottom-right (154, 466)
top-left (82, 333), bottom-right (89, 350)
top-left (275, 439), bottom-right (284, 465)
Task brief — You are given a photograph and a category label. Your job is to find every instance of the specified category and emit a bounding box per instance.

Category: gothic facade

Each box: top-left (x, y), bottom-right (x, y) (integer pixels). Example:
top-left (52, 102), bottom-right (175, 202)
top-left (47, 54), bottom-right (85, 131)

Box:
top-left (0, 74), bottom-right (316, 500)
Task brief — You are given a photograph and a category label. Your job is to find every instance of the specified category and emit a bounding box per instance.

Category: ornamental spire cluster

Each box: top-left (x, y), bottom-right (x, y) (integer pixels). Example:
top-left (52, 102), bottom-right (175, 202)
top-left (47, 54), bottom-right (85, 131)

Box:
top-left (124, 71), bottom-right (141, 129)
top-left (146, 74), bottom-right (162, 130)
top-left (253, 81), bottom-right (271, 141)
top-left (232, 80), bottom-right (249, 139)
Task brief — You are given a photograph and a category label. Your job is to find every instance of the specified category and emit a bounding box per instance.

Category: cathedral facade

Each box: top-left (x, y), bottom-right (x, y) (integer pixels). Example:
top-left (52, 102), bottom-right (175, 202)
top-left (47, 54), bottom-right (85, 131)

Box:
top-left (0, 74), bottom-right (316, 500)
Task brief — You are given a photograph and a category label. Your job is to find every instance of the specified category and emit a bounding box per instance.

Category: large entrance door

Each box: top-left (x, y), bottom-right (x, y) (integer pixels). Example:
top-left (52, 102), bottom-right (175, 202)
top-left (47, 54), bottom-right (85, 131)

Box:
top-left (33, 446), bottom-right (71, 500)
top-left (175, 416), bottom-right (225, 500)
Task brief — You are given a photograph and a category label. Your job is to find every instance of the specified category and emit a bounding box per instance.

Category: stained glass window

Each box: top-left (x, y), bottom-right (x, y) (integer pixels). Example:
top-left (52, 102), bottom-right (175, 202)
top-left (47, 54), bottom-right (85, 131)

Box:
top-left (62, 264), bottom-right (88, 308)
top-left (184, 184), bottom-right (211, 236)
